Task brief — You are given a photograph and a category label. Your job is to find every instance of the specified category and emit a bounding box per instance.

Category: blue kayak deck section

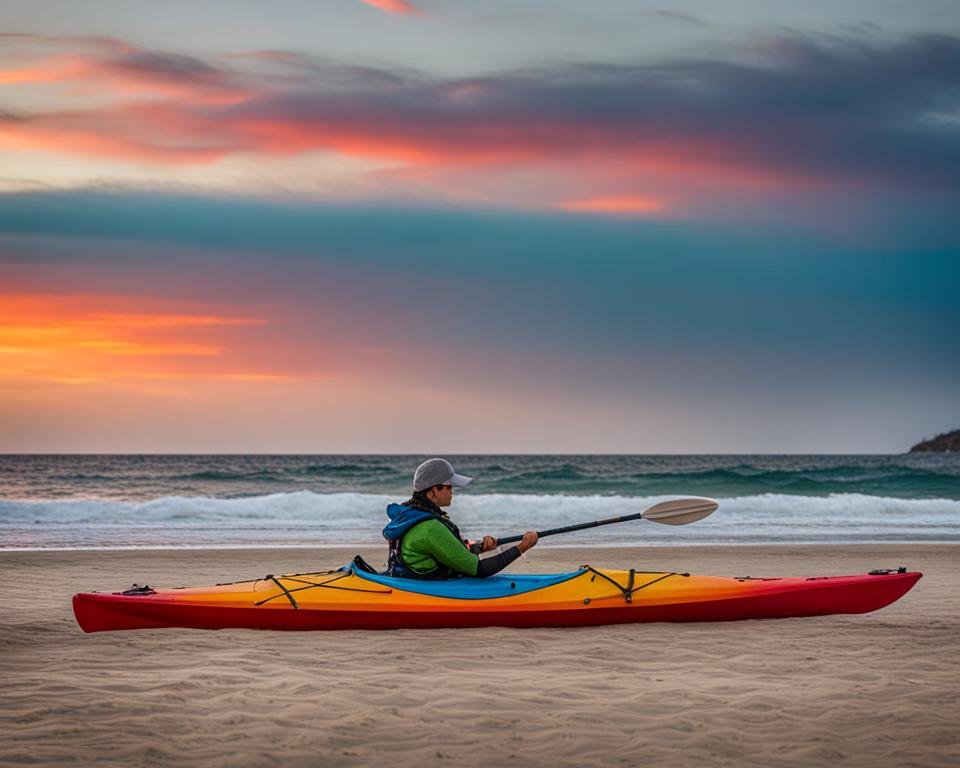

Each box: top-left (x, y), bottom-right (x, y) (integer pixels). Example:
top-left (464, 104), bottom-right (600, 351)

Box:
top-left (353, 566), bottom-right (585, 599)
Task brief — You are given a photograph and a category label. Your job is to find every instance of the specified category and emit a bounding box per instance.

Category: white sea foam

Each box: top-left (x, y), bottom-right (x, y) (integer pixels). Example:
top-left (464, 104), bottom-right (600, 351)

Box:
top-left (1, 491), bottom-right (959, 549)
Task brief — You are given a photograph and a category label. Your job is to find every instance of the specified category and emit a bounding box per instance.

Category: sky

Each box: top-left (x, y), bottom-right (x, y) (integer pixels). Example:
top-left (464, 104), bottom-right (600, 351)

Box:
top-left (0, 1), bottom-right (958, 453)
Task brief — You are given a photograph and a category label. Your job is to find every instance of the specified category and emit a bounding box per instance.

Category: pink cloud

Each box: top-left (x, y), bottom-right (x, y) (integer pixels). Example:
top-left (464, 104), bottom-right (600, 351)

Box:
top-left (360, 0), bottom-right (424, 16)
top-left (559, 195), bottom-right (668, 215)
top-left (2, 33), bottom-right (954, 215)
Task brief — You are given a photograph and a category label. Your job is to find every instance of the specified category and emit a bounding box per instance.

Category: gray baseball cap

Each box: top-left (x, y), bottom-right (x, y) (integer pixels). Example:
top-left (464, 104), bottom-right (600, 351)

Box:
top-left (413, 458), bottom-right (473, 492)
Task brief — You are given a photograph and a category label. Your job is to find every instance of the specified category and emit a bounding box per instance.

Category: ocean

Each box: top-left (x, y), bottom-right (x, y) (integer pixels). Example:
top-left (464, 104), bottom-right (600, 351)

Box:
top-left (1, 454), bottom-right (959, 550)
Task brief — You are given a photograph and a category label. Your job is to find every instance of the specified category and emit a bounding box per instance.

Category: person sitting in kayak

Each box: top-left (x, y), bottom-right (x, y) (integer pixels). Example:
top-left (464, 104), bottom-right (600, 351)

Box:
top-left (383, 458), bottom-right (538, 579)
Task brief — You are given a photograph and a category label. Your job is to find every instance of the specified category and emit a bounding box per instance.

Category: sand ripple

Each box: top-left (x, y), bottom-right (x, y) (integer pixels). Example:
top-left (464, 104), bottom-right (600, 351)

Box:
top-left (2, 545), bottom-right (958, 767)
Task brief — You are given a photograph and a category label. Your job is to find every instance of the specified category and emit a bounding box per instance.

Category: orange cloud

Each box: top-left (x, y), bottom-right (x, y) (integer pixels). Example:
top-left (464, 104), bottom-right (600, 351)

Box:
top-left (360, 0), bottom-right (423, 16)
top-left (560, 195), bottom-right (668, 215)
top-left (0, 294), bottom-right (276, 388)
top-left (0, 118), bottom-right (230, 165)
top-left (0, 57), bottom-right (86, 85)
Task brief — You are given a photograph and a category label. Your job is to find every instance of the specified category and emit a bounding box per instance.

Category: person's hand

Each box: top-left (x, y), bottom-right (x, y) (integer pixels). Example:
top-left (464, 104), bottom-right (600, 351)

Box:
top-left (481, 535), bottom-right (497, 552)
top-left (518, 530), bottom-right (538, 553)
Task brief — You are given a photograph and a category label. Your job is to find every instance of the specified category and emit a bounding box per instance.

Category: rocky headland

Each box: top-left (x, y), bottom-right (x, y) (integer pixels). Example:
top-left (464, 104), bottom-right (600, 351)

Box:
top-left (910, 429), bottom-right (960, 452)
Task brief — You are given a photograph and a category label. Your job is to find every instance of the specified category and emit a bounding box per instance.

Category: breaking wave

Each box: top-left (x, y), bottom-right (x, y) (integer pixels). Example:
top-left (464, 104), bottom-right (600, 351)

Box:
top-left (2, 491), bottom-right (959, 549)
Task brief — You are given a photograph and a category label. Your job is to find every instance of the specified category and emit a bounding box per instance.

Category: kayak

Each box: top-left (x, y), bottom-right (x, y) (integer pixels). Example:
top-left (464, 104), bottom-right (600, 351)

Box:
top-left (72, 561), bottom-right (921, 632)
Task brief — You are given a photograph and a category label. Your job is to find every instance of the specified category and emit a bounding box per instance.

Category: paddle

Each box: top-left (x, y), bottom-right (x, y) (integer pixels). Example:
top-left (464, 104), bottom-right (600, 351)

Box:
top-left (495, 496), bottom-right (718, 545)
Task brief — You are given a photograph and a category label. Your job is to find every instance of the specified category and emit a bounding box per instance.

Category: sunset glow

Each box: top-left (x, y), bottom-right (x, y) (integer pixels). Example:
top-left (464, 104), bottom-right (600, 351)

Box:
top-left (360, 0), bottom-right (423, 16)
top-left (1, 6), bottom-right (957, 451)
top-left (0, 295), bottom-right (269, 387)
top-left (560, 196), bottom-right (668, 215)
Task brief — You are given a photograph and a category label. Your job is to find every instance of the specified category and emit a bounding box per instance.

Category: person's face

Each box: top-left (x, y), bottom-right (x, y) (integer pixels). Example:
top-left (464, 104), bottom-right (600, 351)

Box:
top-left (428, 483), bottom-right (454, 507)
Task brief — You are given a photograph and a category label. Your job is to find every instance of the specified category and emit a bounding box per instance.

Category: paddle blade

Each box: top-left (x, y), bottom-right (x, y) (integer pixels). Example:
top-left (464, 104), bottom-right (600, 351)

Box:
top-left (642, 497), bottom-right (718, 525)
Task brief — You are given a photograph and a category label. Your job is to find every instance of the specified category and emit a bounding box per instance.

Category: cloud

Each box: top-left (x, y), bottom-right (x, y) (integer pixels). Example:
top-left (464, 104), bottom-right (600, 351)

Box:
top-left (0, 293), bottom-right (276, 387)
top-left (0, 36), bottom-right (249, 105)
top-left (649, 10), bottom-right (710, 28)
top-left (559, 195), bottom-right (668, 215)
top-left (1, 33), bottom-right (958, 215)
top-left (359, 0), bottom-right (424, 16)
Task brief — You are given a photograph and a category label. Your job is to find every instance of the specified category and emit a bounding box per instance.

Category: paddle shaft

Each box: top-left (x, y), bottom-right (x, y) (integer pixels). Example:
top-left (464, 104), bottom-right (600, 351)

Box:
top-left (496, 511), bottom-right (648, 545)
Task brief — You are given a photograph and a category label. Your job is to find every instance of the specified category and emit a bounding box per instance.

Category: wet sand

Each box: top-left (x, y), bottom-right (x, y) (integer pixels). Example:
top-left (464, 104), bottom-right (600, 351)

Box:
top-left (2, 544), bottom-right (958, 767)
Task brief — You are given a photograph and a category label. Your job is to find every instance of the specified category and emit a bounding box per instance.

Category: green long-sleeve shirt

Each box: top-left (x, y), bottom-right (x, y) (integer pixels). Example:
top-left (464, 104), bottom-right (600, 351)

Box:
top-left (400, 519), bottom-right (481, 576)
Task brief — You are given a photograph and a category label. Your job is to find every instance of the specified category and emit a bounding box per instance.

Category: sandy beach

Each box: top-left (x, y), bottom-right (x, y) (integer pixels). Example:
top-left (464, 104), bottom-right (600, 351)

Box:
top-left (2, 544), bottom-right (957, 767)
